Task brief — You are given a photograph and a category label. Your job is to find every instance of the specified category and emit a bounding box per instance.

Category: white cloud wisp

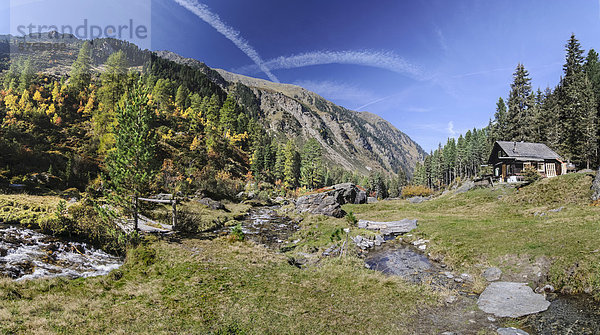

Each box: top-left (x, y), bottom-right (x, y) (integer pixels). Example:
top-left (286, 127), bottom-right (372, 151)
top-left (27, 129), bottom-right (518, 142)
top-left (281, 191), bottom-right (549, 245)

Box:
top-left (172, 0), bottom-right (279, 82)
top-left (236, 50), bottom-right (426, 81)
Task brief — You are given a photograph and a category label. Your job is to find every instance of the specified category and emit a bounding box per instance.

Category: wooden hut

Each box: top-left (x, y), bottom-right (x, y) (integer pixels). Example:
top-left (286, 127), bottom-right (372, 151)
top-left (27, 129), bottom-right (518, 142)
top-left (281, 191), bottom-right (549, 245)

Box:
top-left (488, 141), bottom-right (566, 183)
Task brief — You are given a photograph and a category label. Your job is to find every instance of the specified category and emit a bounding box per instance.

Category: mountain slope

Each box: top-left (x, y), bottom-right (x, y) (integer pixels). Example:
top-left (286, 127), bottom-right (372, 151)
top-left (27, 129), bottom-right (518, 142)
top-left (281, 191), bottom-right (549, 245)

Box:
top-left (2, 35), bottom-right (425, 176)
top-left (156, 51), bottom-right (425, 175)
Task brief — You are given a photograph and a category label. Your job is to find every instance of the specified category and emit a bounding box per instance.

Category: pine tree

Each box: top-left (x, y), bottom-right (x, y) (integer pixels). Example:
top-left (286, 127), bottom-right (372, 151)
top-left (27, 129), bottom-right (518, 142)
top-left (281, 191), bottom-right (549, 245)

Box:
top-left (219, 95), bottom-right (238, 131)
top-left (188, 93), bottom-right (205, 133)
top-left (443, 138), bottom-right (457, 184)
top-left (106, 80), bottom-right (157, 231)
top-left (205, 94), bottom-right (221, 129)
top-left (151, 78), bottom-right (172, 113)
top-left (175, 85), bottom-right (190, 109)
top-left (251, 145), bottom-right (265, 180)
top-left (411, 162), bottom-right (426, 186)
top-left (69, 41), bottom-right (92, 92)
top-left (99, 50), bottom-right (129, 112)
top-left (274, 144), bottom-right (285, 182)
top-left (283, 140), bottom-right (300, 189)
top-left (369, 172), bottom-right (388, 199)
top-left (300, 138), bottom-right (323, 189)
top-left (18, 58), bottom-right (35, 93)
top-left (3, 59), bottom-right (19, 91)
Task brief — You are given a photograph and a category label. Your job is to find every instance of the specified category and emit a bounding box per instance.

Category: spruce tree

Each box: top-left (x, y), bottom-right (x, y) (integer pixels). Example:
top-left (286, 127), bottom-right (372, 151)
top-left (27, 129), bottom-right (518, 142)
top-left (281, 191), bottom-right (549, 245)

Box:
top-left (558, 34), bottom-right (597, 166)
top-left (506, 63), bottom-right (534, 141)
top-left (490, 97), bottom-right (507, 142)
top-left (542, 86), bottom-right (561, 151)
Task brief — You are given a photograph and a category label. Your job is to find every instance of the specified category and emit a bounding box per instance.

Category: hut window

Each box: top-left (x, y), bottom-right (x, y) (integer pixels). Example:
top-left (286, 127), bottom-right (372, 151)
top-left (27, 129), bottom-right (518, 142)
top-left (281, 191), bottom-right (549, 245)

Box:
top-left (524, 162), bottom-right (532, 169)
top-left (537, 163), bottom-right (545, 172)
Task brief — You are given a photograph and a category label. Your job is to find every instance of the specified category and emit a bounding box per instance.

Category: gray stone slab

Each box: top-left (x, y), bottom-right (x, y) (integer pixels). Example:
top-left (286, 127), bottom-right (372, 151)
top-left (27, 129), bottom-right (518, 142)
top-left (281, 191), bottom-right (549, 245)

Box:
top-left (356, 219), bottom-right (417, 234)
top-left (497, 327), bottom-right (529, 335)
top-left (477, 282), bottom-right (550, 318)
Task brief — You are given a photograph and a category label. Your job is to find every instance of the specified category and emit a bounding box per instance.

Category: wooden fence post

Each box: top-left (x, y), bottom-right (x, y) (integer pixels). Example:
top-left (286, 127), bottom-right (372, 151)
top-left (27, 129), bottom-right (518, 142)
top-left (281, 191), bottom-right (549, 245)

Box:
top-left (172, 197), bottom-right (177, 229)
top-left (133, 195), bottom-right (139, 232)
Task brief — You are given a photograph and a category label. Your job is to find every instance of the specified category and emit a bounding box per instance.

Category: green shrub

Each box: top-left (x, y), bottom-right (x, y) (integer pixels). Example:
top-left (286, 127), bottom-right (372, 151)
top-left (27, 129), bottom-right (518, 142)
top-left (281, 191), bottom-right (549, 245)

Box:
top-left (229, 223), bottom-right (245, 242)
top-left (345, 212), bottom-right (357, 226)
top-left (523, 165), bottom-right (542, 184)
top-left (401, 185), bottom-right (433, 198)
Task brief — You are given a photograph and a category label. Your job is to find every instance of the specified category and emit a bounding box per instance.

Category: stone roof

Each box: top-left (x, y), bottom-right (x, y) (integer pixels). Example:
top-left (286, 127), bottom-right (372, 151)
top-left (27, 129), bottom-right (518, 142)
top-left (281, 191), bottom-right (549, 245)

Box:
top-left (496, 141), bottom-right (562, 161)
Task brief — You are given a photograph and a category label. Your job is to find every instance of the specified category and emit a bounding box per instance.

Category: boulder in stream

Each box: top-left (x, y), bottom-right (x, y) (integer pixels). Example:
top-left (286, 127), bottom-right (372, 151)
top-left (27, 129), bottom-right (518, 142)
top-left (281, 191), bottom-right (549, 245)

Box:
top-left (477, 282), bottom-right (550, 317)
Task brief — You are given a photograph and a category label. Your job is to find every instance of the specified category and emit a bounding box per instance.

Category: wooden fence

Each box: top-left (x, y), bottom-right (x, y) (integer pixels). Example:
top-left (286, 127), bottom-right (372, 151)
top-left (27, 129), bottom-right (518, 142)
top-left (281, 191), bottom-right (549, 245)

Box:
top-left (134, 196), bottom-right (178, 231)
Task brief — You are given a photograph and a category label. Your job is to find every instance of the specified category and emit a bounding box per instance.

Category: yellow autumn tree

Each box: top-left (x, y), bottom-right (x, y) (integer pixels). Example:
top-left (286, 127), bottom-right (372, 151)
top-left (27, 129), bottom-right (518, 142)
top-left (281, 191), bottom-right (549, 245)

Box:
top-left (33, 90), bottom-right (44, 104)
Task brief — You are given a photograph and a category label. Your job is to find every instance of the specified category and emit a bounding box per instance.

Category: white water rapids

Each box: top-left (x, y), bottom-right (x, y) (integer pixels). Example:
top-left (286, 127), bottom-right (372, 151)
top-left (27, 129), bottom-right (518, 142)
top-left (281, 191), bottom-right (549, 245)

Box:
top-left (0, 225), bottom-right (122, 280)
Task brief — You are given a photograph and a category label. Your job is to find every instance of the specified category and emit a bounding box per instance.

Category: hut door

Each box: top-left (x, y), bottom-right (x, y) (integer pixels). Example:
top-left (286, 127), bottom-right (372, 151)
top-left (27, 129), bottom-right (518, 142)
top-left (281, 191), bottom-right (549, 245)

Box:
top-left (546, 163), bottom-right (556, 177)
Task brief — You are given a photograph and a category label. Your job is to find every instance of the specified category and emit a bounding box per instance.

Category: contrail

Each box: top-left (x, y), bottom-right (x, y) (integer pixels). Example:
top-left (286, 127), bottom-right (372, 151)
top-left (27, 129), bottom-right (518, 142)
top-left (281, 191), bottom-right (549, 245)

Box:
top-left (235, 50), bottom-right (426, 80)
top-left (172, 0), bottom-right (279, 82)
top-left (355, 90), bottom-right (407, 111)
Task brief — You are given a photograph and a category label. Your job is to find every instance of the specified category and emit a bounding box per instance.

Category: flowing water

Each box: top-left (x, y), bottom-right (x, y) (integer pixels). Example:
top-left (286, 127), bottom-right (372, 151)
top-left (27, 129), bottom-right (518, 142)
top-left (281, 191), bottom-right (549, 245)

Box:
top-left (365, 240), bottom-right (467, 291)
top-left (524, 294), bottom-right (600, 334)
top-left (0, 225), bottom-right (122, 281)
top-left (216, 206), bottom-right (298, 249)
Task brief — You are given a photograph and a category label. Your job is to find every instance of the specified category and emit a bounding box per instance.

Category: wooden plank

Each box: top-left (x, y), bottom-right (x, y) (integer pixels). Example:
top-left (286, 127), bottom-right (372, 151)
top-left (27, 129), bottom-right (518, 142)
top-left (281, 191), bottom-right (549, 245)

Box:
top-left (138, 197), bottom-right (175, 204)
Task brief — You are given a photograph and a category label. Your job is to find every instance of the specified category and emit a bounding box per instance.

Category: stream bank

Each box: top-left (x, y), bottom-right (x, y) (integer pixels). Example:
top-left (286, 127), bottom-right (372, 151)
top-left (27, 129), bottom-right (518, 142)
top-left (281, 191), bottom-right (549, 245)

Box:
top-left (364, 237), bottom-right (600, 334)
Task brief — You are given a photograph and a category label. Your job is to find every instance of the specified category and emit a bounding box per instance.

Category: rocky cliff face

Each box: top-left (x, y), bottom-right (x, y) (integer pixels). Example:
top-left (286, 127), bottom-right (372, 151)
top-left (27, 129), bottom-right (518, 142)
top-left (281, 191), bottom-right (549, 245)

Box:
top-left (214, 68), bottom-right (426, 176)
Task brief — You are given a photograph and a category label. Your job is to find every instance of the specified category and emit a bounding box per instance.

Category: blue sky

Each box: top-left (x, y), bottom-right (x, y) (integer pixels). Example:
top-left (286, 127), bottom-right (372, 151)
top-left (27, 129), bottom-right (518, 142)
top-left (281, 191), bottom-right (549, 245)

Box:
top-left (4, 0), bottom-right (600, 151)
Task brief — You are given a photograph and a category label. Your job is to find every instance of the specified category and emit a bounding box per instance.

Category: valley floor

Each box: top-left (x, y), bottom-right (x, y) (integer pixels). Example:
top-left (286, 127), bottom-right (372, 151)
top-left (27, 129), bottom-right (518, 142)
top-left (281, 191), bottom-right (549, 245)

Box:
top-left (0, 172), bottom-right (599, 334)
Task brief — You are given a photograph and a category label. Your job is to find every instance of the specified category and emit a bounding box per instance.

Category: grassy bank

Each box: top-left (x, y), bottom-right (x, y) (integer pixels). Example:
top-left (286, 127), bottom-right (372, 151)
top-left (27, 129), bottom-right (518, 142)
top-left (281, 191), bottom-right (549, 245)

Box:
top-left (0, 237), bottom-right (439, 334)
top-left (0, 194), bottom-right (63, 227)
top-left (345, 172), bottom-right (600, 296)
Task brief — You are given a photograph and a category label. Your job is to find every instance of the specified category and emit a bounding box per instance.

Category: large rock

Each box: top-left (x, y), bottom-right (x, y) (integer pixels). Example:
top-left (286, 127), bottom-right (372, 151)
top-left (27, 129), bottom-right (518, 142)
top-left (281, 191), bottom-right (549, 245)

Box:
top-left (455, 180), bottom-right (475, 194)
top-left (330, 183), bottom-right (368, 204)
top-left (408, 196), bottom-right (430, 204)
top-left (295, 183), bottom-right (367, 218)
top-left (592, 168), bottom-right (600, 201)
top-left (477, 282), bottom-right (550, 317)
top-left (483, 267), bottom-right (503, 282)
top-left (357, 219), bottom-right (417, 235)
top-left (196, 197), bottom-right (225, 210)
